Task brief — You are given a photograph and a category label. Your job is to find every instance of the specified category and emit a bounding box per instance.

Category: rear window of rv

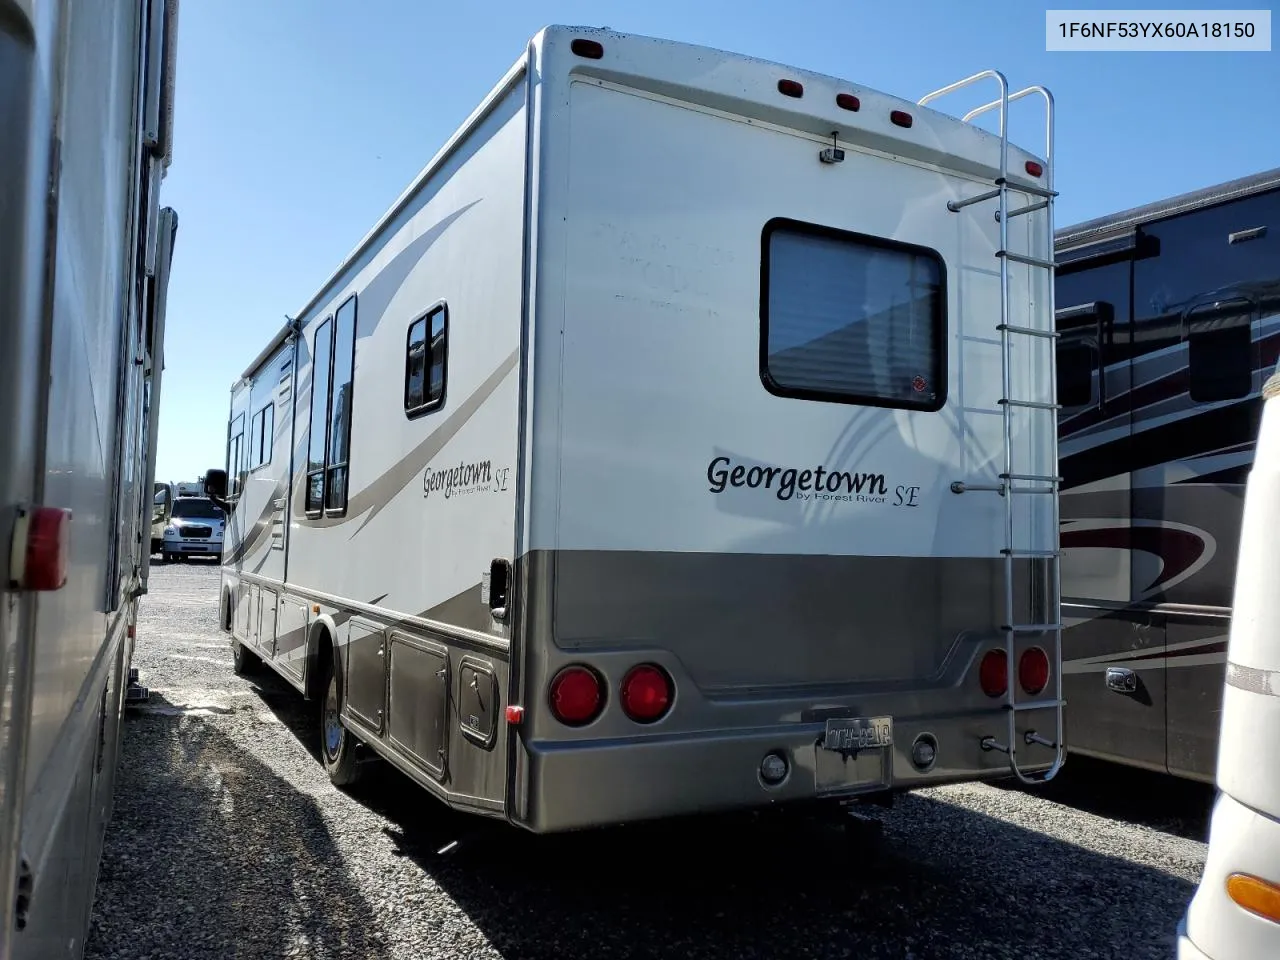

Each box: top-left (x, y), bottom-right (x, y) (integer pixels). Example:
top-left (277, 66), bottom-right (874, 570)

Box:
top-left (760, 219), bottom-right (945, 412)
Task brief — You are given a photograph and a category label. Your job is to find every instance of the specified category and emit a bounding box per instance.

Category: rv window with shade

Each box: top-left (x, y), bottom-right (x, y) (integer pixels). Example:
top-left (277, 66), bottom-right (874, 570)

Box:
top-left (760, 219), bottom-right (945, 412)
top-left (405, 304), bottom-right (448, 417)
top-left (1186, 298), bottom-right (1254, 403)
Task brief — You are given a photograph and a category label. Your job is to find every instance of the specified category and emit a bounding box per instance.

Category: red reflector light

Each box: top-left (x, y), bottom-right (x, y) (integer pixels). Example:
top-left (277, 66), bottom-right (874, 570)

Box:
top-left (1019, 647), bottom-right (1050, 696)
top-left (620, 664), bottom-right (673, 723)
top-left (777, 78), bottom-right (804, 98)
top-left (504, 704), bottom-right (525, 725)
top-left (570, 38), bottom-right (604, 60)
top-left (890, 110), bottom-right (913, 128)
top-left (548, 665), bottom-right (603, 726)
top-left (1025, 160), bottom-right (1044, 178)
top-left (836, 93), bottom-right (860, 112)
top-left (979, 649), bottom-right (1008, 698)
top-left (23, 507), bottom-right (72, 591)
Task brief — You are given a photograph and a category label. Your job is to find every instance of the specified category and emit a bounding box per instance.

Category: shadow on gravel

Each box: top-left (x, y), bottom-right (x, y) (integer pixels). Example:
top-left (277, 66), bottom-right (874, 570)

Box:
top-left (85, 691), bottom-right (392, 960)
top-left (245, 663), bottom-right (1199, 960)
top-left (1000, 754), bottom-right (1216, 842)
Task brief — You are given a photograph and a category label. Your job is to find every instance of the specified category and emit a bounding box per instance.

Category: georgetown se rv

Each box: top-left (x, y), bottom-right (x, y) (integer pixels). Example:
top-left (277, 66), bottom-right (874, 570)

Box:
top-left (0, 1), bottom-right (181, 957)
top-left (1054, 169), bottom-right (1280, 782)
top-left (205, 26), bottom-right (1065, 834)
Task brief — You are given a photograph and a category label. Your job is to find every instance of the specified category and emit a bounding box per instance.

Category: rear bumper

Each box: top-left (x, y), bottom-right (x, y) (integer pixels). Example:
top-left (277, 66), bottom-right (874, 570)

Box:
top-left (1178, 791), bottom-right (1280, 960)
top-left (520, 706), bottom-right (1057, 833)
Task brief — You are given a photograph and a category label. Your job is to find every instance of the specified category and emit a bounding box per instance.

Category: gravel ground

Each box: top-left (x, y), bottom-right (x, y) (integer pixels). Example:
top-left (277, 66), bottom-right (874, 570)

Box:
top-left (86, 562), bottom-right (1211, 960)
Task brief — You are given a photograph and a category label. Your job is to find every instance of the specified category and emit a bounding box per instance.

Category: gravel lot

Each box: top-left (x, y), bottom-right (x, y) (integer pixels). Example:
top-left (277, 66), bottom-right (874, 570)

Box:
top-left (87, 562), bottom-right (1211, 960)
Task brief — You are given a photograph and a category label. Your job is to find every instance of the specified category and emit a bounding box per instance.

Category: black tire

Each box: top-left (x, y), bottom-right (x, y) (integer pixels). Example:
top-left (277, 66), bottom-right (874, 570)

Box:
top-left (231, 639), bottom-right (260, 676)
top-left (320, 655), bottom-right (363, 787)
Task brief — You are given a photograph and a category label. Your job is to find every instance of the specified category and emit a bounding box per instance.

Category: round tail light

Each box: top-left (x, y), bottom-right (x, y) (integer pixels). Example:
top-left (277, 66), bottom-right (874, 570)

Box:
top-left (1019, 647), bottom-right (1050, 696)
top-left (979, 649), bottom-right (1009, 698)
top-left (619, 664), bottom-right (673, 723)
top-left (548, 665), bottom-right (603, 726)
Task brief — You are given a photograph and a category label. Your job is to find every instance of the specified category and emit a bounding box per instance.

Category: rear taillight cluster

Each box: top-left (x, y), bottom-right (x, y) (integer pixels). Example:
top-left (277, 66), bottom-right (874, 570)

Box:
top-left (547, 662), bottom-right (674, 727)
top-left (978, 646), bottom-right (1050, 698)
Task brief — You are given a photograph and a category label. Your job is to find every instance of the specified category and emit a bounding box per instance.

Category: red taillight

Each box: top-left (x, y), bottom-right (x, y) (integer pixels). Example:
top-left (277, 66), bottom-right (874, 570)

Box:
top-left (548, 666), bottom-right (603, 726)
top-left (890, 110), bottom-right (913, 128)
top-left (836, 93), bottom-right (860, 112)
top-left (1025, 160), bottom-right (1044, 178)
top-left (620, 664), bottom-right (673, 723)
top-left (979, 649), bottom-right (1008, 698)
top-left (1019, 647), bottom-right (1050, 695)
top-left (777, 78), bottom-right (804, 98)
top-left (22, 507), bottom-right (72, 591)
top-left (570, 38), bottom-right (604, 60)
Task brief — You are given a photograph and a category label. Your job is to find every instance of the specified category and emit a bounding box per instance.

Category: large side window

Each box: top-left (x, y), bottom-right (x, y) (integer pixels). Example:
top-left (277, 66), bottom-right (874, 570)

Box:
top-left (405, 302), bottom-right (448, 417)
top-left (305, 317), bottom-right (333, 514)
top-left (760, 219), bottom-right (946, 412)
top-left (1186, 298), bottom-right (1253, 402)
top-left (326, 296), bottom-right (357, 512)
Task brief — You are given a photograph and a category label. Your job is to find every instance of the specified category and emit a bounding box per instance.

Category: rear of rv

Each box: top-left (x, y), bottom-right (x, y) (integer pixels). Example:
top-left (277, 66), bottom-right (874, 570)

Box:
top-left (1177, 370), bottom-right (1280, 959)
top-left (513, 28), bottom-right (1062, 832)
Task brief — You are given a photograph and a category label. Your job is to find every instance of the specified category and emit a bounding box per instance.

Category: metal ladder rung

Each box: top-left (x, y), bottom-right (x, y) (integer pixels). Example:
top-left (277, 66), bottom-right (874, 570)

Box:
top-left (998, 398), bottom-right (1061, 411)
top-left (1001, 623), bottom-right (1063, 633)
top-left (1008, 486), bottom-right (1055, 495)
top-left (997, 200), bottom-right (1050, 221)
top-left (995, 177), bottom-right (1058, 199)
top-left (1006, 698), bottom-right (1065, 713)
top-left (997, 323), bottom-right (1059, 340)
top-left (1000, 548), bottom-right (1059, 558)
top-left (1000, 473), bottom-right (1061, 483)
top-left (946, 188), bottom-right (1002, 213)
top-left (996, 250), bottom-right (1056, 270)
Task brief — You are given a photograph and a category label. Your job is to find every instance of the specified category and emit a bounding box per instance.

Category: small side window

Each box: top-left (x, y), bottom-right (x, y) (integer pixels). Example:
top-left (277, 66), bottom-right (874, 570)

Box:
top-left (405, 303), bottom-right (448, 417)
top-left (1055, 301), bottom-right (1112, 409)
top-left (249, 403), bottom-right (274, 469)
top-left (227, 413), bottom-right (245, 499)
top-left (1187, 299), bottom-right (1253, 402)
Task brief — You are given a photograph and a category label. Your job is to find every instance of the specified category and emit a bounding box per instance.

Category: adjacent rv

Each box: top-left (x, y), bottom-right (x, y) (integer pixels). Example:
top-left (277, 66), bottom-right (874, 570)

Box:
top-left (0, 1), bottom-right (181, 957)
top-left (207, 26), bottom-right (1064, 834)
top-left (1055, 169), bottom-right (1280, 781)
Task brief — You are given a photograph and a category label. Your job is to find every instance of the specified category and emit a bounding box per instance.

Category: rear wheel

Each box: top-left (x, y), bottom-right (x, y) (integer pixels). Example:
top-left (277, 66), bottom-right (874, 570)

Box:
top-left (231, 639), bottom-right (260, 676)
top-left (320, 656), bottom-right (363, 787)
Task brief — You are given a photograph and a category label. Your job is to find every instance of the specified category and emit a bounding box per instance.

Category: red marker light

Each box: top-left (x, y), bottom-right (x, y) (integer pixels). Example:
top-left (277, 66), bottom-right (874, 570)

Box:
top-left (777, 79), bottom-right (804, 98)
top-left (22, 507), bottom-right (72, 592)
top-left (505, 704), bottom-right (525, 725)
top-left (890, 110), bottom-right (913, 128)
top-left (1025, 160), bottom-right (1044, 178)
top-left (548, 665), bottom-right (604, 726)
top-left (620, 664), bottom-right (674, 723)
top-left (836, 93), bottom-right (861, 112)
top-left (979, 649), bottom-right (1008, 698)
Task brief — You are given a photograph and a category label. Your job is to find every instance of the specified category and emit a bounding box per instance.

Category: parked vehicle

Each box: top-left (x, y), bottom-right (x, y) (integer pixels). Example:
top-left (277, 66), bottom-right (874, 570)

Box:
top-left (1054, 168), bottom-right (1280, 781)
top-left (158, 495), bottom-right (225, 562)
top-left (205, 26), bottom-right (1064, 835)
top-left (0, 1), bottom-right (181, 957)
top-left (1176, 367), bottom-right (1280, 958)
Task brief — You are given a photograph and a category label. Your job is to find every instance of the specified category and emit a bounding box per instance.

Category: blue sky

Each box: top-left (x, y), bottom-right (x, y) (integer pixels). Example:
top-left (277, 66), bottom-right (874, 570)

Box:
top-left (153, 0), bottom-right (1278, 482)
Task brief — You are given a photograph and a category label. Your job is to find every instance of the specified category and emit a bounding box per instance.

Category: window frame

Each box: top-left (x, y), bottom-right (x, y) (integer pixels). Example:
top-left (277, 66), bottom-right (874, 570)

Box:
top-left (304, 316), bottom-right (334, 517)
top-left (227, 412), bottom-right (245, 501)
top-left (404, 300), bottom-right (449, 419)
top-left (1184, 297), bottom-right (1255, 404)
top-left (758, 217), bottom-right (948, 413)
top-left (324, 294), bottom-right (358, 516)
top-left (249, 401), bottom-right (275, 471)
top-left (1055, 300), bottom-right (1113, 411)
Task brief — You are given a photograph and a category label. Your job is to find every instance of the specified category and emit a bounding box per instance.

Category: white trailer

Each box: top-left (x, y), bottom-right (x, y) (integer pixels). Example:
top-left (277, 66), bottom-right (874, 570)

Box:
top-left (205, 26), bottom-right (1064, 834)
top-left (0, 0), bottom-right (180, 956)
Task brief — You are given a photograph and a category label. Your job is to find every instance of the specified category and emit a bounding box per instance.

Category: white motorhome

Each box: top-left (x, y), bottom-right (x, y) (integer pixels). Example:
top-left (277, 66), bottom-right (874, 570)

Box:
top-left (1177, 367), bottom-right (1280, 958)
top-left (205, 26), bottom-right (1065, 834)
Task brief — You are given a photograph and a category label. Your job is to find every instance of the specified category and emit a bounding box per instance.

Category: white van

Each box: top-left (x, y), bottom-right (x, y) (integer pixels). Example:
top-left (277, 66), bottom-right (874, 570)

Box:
top-left (1177, 368), bottom-right (1280, 957)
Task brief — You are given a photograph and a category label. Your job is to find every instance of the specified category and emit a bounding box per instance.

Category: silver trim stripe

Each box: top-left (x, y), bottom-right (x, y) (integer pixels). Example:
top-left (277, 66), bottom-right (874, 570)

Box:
top-left (1227, 661), bottom-right (1280, 698)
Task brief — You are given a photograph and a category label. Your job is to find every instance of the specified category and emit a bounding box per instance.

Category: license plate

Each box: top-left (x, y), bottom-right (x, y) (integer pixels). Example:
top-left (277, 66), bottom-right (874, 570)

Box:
top-left (822, 716), bottom-right (893, 752)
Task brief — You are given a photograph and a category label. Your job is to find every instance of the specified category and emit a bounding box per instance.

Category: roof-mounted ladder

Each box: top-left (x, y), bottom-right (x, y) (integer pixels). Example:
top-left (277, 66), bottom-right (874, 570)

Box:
top-left (918, 71), bottom-right (1065, 787)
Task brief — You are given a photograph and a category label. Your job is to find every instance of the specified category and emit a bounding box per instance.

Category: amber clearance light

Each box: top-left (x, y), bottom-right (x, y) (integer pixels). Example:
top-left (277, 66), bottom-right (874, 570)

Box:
top-left (1227, 873), bottom-right (1280, 924)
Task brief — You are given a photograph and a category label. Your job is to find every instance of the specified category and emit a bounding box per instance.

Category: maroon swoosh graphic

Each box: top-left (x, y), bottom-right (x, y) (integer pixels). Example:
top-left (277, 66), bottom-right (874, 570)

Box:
top-left (1060, 523), bottom-right (1207, 593)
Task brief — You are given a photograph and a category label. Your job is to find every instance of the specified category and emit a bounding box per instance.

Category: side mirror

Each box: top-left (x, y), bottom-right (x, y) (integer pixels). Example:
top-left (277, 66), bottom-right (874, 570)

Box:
top-left (204, 468), bottom-right (230, 512)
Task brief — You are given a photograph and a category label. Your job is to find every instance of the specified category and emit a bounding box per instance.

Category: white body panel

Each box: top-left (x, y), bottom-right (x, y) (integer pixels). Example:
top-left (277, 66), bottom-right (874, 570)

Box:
top-left (1179, 374), bottom-right (1280, 958)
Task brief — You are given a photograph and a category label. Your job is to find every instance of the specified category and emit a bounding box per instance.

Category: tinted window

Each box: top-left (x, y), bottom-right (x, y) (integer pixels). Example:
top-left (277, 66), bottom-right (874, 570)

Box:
top-left (405, 304), bottom-right (447, 416)
top-left (1187, 299), bottom-right (1254, 402)
top-left (306, 318), bottom-right (332, 513)
top-left (761, 220), bottom-right (945, 411)
top-left (250, 403), bottom-right (274, 468)
top-left (326, 296), bottom-right (357, 511)
top-left (171, 498), bottom-right (224, 520)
